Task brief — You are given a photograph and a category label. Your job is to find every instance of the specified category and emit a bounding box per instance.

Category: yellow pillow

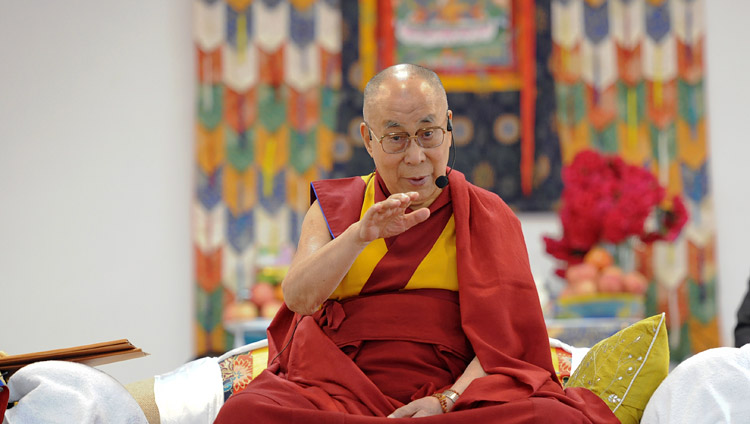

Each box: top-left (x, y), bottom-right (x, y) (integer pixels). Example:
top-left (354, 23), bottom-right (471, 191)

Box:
top-left (565, 313), bottom-right (669, 424)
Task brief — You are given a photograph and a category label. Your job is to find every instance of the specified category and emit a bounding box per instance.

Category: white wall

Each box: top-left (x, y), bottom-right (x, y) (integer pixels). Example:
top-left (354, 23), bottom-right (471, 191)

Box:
top-left (0, 1), bottom-right (194, 384)
top-left (704, 0), bottom-right (750, 346)
top-left (0, 1), bottom-right (747, 388)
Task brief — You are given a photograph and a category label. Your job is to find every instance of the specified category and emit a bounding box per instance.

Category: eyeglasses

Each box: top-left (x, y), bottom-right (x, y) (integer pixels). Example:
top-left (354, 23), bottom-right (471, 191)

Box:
top-left (367, 125), bottom-right (447, 154)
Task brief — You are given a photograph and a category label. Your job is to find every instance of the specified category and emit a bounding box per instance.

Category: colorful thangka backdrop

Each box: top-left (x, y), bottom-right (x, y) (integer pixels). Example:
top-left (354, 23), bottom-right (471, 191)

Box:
top-left (550, 0), bottom-right (717, 360)
top-left (193, 0), bottom-right (342, 355)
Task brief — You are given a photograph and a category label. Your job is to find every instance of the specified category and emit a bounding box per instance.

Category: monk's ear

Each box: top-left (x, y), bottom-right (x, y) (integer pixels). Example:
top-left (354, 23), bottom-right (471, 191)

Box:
top-left (360, 122), bottom-right (374, 157)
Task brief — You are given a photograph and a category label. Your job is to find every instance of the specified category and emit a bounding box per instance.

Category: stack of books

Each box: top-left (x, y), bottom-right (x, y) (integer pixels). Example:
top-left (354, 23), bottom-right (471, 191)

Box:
top-left (0, 339), bottom-right (147, 379)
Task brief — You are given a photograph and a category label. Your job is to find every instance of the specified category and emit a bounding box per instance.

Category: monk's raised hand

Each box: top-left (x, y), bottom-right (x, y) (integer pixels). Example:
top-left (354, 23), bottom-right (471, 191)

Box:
top-left (358, 192), bottom-right (430, 243)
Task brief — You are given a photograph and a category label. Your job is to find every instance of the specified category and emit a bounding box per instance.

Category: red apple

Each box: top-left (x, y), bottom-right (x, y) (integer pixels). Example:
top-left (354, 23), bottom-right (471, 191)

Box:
top-left (223, 301), bottom-right (258, 322)
top-left (236, 301), bottom-right (259, 320)
top-left (597, 266), bottom-right (624, 293)
top-left (570, 279), bottom-right (598, 295)
top-left (251, 282), bottom-right (276, 307)
top-left (222, 302), bottom-right (239, 322)
top-left (565, 263), bottom-right (599, 284)
top-left (622, 271), bottom-right (649, 295)
top-left (261, 299), bottom-right (283, 319)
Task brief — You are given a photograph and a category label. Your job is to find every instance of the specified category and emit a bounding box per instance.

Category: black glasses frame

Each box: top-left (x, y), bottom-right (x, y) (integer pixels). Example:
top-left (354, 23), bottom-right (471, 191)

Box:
top-left (366, 125), bottom-right (448, 154)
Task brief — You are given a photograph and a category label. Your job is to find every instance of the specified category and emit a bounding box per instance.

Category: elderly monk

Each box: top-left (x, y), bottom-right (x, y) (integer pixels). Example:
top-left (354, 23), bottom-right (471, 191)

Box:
top-left (214, 64), bottom-right (618, 423)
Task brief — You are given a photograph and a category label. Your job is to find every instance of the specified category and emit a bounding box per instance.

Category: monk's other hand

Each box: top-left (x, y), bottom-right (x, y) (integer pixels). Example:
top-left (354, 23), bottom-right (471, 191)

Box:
top-left (358, 192), bottom-right (430, 243)
top-left (387, 396), bottom-right (444, 418)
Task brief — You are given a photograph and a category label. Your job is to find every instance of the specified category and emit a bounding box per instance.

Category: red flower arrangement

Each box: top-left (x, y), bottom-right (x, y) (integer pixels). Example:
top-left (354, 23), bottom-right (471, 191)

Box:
top-left (544, 150), bottom-right (689, 276)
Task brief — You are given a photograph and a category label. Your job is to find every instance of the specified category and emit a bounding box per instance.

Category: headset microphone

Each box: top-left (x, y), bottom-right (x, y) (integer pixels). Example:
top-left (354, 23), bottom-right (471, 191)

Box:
top-left (435, 174), bottom-right (449, 189)
top-left (435, 117), bottom-right (455, 189)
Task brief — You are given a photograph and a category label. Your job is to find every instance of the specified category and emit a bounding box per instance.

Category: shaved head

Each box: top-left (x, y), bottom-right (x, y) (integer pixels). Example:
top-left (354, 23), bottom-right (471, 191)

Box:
top-left (363, 64), bottom-right (448, 121)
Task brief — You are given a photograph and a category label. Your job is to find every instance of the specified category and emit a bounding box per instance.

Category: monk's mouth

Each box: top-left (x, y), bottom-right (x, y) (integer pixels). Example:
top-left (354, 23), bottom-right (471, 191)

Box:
top-left (406, 176), bottom-right (429, 186)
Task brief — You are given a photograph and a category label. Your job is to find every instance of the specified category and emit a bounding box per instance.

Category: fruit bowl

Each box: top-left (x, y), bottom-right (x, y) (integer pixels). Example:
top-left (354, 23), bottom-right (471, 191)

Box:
top-left (555, 292), bottom-right (645, 319)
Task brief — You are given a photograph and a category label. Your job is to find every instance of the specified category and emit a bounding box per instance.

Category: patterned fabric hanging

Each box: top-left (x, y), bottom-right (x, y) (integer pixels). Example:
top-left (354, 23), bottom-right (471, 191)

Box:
top-left (193, 0), bottom-right (341, 356)
top-left (551, 0), bottom-right (718, 361)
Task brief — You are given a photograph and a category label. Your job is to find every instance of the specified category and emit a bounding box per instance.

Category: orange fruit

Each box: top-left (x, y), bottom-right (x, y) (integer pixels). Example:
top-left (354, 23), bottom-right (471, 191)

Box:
top-left (583, 246), bottom-right (614, 270)
top-left (274, 283), bottom-right (285, 301)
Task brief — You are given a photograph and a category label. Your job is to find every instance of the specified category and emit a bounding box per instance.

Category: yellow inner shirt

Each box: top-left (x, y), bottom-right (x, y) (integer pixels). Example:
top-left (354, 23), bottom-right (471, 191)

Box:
top-left (329, 175), bottom-right (458, 300)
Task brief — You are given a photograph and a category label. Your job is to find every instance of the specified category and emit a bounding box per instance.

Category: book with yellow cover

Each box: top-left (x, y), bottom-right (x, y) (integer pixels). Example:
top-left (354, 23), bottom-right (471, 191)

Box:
top-left (0, 339), bottom-right (147, 378)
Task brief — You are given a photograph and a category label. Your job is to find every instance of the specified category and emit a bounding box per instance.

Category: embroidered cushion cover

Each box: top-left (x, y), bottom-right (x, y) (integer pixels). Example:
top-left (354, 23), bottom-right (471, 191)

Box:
top-left (550, 346), bottom-right (573, 383)
top-left (565, 313), bottom-right (669, 424)
top-left (219, 345), bottom-right (269, 400)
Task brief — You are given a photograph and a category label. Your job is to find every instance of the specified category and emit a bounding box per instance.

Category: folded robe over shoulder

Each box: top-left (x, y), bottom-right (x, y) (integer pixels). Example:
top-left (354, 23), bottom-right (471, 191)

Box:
top-left (215, 170), bottom-right (617, 423)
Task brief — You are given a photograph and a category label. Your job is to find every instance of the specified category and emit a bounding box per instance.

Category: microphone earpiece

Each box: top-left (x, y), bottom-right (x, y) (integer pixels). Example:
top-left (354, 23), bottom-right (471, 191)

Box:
top-left (434, 126), bottom-right (457, 189)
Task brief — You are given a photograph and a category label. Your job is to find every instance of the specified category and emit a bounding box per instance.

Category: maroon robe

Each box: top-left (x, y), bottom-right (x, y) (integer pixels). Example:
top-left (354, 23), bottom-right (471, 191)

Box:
top-left (215, 170), bottom-right (618, 423)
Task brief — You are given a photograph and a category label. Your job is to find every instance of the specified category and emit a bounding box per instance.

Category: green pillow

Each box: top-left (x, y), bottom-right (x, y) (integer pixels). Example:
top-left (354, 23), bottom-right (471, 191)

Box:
top-left (565, 313), bottom-right (669, 424)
